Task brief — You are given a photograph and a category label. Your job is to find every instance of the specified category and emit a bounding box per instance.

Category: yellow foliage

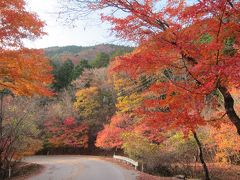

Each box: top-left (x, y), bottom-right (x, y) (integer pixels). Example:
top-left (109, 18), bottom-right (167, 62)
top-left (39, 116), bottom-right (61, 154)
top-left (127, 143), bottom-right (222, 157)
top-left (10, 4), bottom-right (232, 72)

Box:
top-left (122, 132), bottom-right (160, 161)
top-left (113, 75), bottom-right (143, 113)
top-left (207, 123), bottom-right (240, 163)
top-left (74, 87), bottom-right (101, 118)
top-left (117, 93), bottom-right (143, 113)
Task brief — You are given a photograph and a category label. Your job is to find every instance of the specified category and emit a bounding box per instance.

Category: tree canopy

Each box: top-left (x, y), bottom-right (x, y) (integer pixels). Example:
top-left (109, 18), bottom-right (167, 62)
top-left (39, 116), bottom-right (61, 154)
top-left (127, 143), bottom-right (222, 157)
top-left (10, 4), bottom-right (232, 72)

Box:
top-left (64, 0), bottom-right (240, 135)
top-left (0, 0), bottom-right (52, 96)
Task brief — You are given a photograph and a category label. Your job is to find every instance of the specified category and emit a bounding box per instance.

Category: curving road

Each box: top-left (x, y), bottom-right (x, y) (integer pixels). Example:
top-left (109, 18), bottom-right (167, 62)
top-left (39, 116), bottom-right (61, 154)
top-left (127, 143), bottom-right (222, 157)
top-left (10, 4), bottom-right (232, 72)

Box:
top-left (23, 155), bottom-right (137, 180)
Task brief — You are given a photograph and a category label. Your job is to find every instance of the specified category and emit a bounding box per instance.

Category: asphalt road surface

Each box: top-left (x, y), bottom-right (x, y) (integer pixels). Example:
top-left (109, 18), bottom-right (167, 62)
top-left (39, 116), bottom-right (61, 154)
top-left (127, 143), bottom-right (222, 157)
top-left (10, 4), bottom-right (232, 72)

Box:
top-left (23, 155), bottom-right (137, 180)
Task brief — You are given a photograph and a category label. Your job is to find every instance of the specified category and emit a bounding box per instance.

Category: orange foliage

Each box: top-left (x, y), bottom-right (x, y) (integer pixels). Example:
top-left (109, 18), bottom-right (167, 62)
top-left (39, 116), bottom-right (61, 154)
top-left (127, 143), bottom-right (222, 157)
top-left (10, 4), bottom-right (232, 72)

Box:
top-left (0, 0), bottom-right (52, 96)
top-left (208, 123), bottom-right (240, 163)
top-left (96, 114), bottom-right (132, 149)
top-left (0, 49), bottom-right (53, 95)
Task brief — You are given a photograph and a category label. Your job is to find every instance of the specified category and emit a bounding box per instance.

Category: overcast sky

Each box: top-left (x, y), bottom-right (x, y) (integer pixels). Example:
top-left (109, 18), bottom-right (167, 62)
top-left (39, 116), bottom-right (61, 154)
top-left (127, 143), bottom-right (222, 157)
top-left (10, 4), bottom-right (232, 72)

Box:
top-left (25, 0), bottom-right (118, 48)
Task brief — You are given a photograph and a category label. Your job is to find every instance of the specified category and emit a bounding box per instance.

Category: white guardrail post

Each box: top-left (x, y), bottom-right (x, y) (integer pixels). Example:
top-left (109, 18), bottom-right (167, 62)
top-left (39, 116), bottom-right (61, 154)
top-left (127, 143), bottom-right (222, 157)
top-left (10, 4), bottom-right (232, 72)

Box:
top-left (113, 154), bottom-right (138, 170)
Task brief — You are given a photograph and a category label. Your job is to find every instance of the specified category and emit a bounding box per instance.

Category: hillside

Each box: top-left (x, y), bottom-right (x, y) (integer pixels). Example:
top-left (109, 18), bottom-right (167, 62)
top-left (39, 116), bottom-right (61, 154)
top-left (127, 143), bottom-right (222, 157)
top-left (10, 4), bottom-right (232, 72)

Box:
top-left (44, 44), bottom-right (133, 65)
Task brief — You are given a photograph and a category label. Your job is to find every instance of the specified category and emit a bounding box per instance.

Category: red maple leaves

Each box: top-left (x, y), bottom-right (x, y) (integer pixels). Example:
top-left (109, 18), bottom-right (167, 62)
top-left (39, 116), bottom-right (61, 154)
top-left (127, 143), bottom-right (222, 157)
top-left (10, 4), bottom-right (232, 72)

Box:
top-left (45, 117), bottom-right (88, 148)
top-left (92, 0), bottom-right (240, 144)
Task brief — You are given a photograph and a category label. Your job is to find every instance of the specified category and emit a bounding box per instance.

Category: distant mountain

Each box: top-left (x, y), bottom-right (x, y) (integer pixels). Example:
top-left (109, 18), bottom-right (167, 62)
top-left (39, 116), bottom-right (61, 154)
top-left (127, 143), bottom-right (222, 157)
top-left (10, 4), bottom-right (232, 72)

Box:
top-left (44, 44), bottom-right (133, 65)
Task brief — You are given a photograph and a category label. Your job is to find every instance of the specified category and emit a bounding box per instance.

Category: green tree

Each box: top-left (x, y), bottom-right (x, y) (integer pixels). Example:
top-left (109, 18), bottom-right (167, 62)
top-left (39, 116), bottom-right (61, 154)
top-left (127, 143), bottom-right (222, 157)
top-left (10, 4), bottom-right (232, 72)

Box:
top-left (72, 59), bottom-right (91, 80)
top-left (53, 60), bottom-right (74, 91)
top-left (91, 52), bottom-right (110, 68)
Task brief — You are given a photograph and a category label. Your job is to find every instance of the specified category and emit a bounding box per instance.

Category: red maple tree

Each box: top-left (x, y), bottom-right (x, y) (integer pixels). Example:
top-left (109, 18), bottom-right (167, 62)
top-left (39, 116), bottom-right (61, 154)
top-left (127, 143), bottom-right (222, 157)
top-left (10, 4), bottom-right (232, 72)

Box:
top-left (86, 0), bottom-right (240, 135)
top-left (45, 117), bottom-right (89, 148)
top-left (96, 114), bottom-right (132, 149)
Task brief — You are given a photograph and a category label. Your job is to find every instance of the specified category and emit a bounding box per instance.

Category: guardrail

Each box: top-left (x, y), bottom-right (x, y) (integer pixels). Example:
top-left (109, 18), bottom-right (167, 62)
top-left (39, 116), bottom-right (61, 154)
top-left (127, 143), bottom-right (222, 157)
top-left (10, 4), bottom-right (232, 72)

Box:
top-left (113, 154), bottom-right (138, 169)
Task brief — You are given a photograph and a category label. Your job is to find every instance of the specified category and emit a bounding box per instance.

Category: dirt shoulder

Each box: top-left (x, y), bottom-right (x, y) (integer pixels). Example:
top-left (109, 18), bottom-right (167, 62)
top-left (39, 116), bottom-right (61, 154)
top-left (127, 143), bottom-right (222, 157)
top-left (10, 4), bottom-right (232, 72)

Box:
top-left (10, 162), bottom-right (44, 180)
top-left (100, 157), bottom-right (176, 180)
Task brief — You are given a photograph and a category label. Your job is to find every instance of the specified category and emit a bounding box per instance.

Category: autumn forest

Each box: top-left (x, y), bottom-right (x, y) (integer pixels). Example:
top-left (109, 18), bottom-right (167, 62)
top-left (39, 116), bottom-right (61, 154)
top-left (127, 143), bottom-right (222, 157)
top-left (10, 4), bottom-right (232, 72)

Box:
top-left (0, 0), bottom-right (240, 180)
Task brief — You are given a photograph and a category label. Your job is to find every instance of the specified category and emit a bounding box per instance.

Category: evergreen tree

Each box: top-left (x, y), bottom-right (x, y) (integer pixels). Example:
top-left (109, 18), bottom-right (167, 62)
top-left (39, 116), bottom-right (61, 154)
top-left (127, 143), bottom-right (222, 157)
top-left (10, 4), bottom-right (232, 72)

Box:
top-left (72, 59), bottom-right (91, 80)
top-left (53, 60), bottom-right (74, 91)
top-left (91, 52), bottom-right (110, 68)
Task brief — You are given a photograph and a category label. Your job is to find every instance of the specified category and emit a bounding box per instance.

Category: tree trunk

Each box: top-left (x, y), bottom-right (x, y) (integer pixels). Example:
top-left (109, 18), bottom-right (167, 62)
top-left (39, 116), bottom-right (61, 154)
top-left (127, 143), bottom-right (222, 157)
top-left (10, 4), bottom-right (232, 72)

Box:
top-left (192, 131), bottom-right (211, 180)
top-left (218, 85), bottom-right (240, 135)
top-left (0, 93), bottom-right (3, 137)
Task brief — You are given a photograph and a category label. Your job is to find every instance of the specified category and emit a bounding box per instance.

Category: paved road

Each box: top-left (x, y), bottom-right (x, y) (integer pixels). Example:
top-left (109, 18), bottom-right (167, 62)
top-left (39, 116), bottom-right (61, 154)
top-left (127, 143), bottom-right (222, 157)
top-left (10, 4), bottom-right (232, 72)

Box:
top-left (23, 155), bottom-right (137, 180)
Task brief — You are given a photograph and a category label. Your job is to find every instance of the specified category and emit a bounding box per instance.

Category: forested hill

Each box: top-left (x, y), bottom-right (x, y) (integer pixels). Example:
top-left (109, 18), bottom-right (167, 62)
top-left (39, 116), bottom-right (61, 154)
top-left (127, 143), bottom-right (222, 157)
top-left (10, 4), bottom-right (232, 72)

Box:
top-left (44, 44), bottom-right (133, 65)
